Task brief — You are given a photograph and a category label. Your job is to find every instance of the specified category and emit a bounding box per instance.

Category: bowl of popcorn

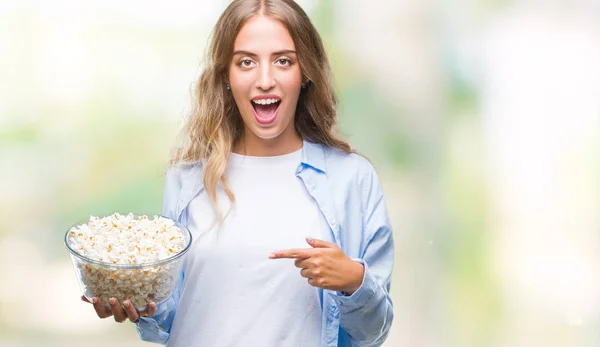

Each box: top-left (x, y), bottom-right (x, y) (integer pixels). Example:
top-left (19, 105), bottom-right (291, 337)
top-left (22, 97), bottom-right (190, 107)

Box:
top-left (64, 213), bottom-right (192, 310)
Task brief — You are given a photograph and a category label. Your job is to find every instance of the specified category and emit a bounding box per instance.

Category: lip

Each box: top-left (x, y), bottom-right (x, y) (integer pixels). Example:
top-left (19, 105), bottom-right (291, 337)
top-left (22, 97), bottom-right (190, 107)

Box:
top-left (251, 94), bottom-right (281, 101)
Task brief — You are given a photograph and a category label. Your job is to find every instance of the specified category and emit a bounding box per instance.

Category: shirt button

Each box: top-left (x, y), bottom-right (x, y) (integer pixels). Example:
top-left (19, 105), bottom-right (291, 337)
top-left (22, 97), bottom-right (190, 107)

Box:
top-left (306, 179), bottom-right (313, 185)
top-left (331, 219), bottom-right (337, 226)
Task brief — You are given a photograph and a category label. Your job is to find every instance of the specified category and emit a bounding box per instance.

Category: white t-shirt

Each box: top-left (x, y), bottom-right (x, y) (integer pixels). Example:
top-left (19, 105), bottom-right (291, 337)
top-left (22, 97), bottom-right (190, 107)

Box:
top-left (167, 148), bottom-right (324, 347)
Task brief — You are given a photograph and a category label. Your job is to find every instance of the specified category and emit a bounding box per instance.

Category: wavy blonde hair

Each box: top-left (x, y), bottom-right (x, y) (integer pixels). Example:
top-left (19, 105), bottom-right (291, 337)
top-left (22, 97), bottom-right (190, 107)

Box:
top-left (171, 0), bottom-right (353, 219)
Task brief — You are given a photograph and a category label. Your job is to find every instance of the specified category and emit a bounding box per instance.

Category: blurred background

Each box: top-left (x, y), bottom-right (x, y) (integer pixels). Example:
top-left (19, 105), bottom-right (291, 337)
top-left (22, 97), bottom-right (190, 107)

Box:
top-left (1, 0), bottom-right (598, 346)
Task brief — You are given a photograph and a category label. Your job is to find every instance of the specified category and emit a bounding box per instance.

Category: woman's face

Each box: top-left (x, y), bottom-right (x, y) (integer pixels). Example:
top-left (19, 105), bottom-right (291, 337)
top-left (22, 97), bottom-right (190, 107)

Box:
top-left (228, 15), bottom-right (303, 153)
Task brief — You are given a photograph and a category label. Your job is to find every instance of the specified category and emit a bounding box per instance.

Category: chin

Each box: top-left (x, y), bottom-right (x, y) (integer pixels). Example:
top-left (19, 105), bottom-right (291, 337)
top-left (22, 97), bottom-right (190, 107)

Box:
top-left (250, 126), bottom-right (284, 140)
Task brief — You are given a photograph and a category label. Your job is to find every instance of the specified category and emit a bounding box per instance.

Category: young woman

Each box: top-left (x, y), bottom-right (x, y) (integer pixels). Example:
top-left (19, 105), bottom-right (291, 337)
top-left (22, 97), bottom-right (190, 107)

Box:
top-left (84, 1), bottom-right (394, 346)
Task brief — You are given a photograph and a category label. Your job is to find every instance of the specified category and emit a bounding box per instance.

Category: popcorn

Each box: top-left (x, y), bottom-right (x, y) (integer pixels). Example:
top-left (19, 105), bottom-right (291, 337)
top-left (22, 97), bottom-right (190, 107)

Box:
top-left (66, 213), bottom-right (188, 309)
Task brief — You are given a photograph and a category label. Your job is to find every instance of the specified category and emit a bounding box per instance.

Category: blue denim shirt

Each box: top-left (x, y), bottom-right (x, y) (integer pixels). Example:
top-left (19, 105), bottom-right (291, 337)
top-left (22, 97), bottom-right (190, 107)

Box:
top-left (135, 140), bottom-right (395, 346)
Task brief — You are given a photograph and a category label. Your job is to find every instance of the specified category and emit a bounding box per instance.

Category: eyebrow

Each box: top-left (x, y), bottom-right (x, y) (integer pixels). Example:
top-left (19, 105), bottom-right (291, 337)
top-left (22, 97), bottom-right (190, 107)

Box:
top-left (232, 50), bottom-right (297, 57)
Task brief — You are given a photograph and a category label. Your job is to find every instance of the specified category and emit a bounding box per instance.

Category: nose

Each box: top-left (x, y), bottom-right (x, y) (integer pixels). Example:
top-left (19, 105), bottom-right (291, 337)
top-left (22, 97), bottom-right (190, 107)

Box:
top-left (255, 64), bottom-right (276, 91)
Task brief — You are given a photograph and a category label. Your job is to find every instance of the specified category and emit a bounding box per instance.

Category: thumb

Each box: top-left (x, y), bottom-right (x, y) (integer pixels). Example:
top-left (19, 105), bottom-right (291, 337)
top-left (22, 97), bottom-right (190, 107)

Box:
top-left (306, 237), bottom-right (335, 248)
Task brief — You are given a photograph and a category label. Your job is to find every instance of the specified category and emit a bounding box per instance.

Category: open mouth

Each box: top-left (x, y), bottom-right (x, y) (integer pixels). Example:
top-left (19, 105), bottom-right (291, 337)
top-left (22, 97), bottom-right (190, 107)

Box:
top-left (251, 98), bottom-right (281, 125)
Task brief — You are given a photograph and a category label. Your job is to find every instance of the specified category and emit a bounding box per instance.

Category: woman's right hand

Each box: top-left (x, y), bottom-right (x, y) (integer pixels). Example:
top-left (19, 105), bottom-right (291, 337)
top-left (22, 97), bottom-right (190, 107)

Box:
top-left (80, 295), bottom-right (156, 323)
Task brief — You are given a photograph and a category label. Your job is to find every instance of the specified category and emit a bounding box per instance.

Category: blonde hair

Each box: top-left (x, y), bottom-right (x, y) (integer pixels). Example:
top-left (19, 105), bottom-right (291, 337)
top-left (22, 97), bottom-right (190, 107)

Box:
top-left (171, 0), bottom-right (353, 219)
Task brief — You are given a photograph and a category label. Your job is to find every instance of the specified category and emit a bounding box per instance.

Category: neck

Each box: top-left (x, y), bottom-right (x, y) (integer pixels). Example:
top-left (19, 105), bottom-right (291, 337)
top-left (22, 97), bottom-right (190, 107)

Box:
top-left (233, 131), bottom-right (303, 157)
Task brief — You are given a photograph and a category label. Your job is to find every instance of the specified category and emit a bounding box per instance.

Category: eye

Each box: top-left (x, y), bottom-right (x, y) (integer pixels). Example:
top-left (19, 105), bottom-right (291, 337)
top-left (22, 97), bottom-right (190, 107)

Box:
top-left (237, 58), bottom-right (255, 68)
top-left (275, 57), bottom-right (293, 66)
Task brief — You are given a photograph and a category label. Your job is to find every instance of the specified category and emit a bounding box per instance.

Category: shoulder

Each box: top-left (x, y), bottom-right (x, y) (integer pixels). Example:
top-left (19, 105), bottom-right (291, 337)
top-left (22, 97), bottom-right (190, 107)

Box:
top-left (322, 146), bottom-right (380, 185)
top-left (162, 160), bottom-right (204, 198)
top-left (164, 160), bottom-right (204, 185)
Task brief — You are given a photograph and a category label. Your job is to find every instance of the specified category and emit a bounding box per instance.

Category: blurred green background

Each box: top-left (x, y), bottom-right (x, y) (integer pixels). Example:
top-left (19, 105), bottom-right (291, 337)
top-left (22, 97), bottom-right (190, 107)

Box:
top-left (1, 0), bottom-right (598, 346)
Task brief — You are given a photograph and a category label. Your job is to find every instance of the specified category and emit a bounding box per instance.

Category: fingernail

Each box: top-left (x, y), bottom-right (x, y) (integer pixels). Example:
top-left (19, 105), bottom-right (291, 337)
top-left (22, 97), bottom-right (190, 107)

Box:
top-left (268, 253), bottom-right (275, 259)
top-left (92, 297), bottom-right (98, 304)
top-left (306, 237), bottom-right (314, 242)
top-left (109, 298), bottom-right (116, 305)
top-left (123, 301), bottom-right (130, 308)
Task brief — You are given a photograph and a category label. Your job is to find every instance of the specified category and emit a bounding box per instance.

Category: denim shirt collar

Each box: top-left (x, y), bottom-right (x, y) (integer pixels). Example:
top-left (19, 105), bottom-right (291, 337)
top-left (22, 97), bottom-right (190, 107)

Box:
top-left (300, 140), bottom-right (327, 173)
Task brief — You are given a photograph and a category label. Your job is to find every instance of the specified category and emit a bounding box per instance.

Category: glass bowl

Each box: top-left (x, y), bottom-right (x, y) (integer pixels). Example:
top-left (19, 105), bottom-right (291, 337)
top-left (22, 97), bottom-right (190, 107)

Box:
top-left (64, 214), bottom-right (192, 310)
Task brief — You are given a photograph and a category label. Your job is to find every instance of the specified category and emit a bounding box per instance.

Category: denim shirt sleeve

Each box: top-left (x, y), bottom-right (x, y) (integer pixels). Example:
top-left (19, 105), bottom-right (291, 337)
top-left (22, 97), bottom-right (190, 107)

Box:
top-left (134, 273), bottom-right (183, 345)
top-left (330, 163), bottom-right (395, 346)
top-left (133, 167), bottom-right (185, 344)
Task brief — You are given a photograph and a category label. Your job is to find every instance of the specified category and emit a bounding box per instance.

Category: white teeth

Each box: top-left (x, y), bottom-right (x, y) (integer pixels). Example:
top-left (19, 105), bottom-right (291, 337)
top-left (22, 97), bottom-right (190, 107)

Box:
top-left (252, 98), bottom-right (280, 105)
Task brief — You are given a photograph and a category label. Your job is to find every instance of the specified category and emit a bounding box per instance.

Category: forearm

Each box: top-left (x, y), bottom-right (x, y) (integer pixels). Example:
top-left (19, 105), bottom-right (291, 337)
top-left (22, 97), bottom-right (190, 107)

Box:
top-left (134, 296), bottom-right (178, 344)
top-left (331, 260), bottom-right (394, 346)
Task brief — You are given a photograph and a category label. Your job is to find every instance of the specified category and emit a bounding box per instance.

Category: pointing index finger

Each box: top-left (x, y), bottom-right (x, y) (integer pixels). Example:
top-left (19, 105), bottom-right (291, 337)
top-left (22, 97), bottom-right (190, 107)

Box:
top-left (269, 248), bottom-right (313, 259)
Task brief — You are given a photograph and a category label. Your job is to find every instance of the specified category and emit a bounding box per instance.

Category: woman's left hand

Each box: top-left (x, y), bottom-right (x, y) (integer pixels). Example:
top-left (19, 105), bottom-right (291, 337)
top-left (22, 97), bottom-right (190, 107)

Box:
top-left (269, 237), bottom-right (364, 295)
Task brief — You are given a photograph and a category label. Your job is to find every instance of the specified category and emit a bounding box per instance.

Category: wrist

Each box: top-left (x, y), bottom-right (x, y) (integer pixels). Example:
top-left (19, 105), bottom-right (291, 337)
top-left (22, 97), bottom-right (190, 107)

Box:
top-left (342, 260), bottom-right (365, 295)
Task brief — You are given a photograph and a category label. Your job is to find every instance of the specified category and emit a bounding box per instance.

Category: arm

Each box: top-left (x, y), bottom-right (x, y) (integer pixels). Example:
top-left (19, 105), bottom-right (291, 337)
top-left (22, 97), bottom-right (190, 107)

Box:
top-left (330, 166), bottom-right (395, 346)
top-left (134, 273), bottom-right (183, 344)
top-left (134, 167), bottom-right (184, 344)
